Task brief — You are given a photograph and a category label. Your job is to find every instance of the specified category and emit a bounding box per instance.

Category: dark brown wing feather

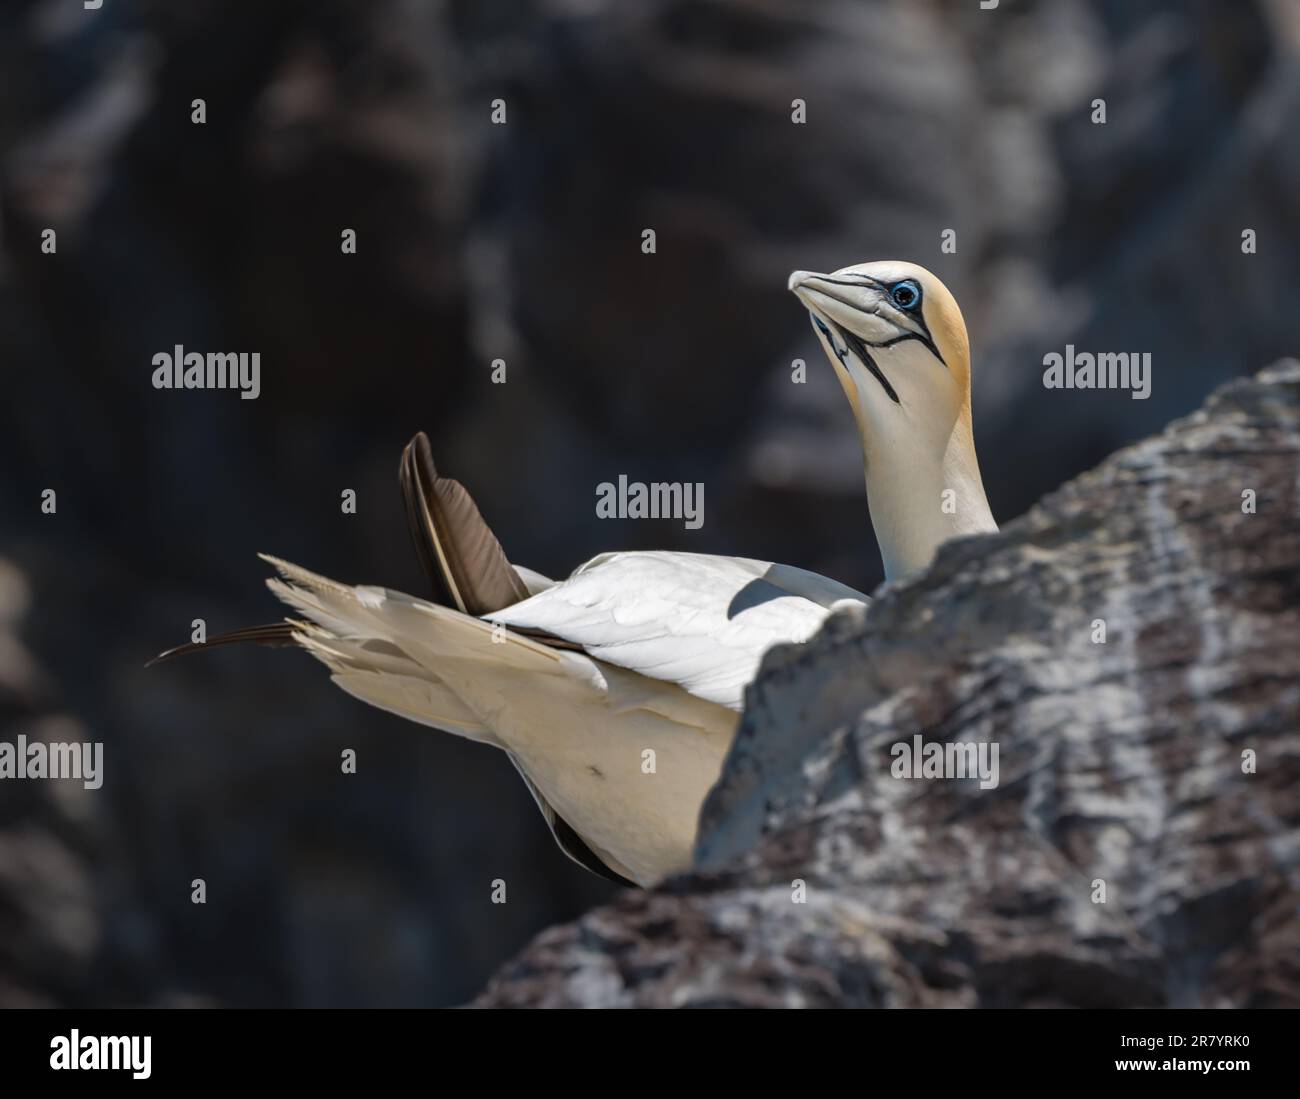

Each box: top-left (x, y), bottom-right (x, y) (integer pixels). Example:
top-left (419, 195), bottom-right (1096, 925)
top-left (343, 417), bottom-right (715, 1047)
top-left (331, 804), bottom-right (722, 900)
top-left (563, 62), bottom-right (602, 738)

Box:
top-left (403, 437), bottom-right (638, 884)
top-left (399, 431), bottom-right (530, 615)
top-left (146, 622), bottom-right (298, 666)
top-left (150, 432), bottom-right (551, 663)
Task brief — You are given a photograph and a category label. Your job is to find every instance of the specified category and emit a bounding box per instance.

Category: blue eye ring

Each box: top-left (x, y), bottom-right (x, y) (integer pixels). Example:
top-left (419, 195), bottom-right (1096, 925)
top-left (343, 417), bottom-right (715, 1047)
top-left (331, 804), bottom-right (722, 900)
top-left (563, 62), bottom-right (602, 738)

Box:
top-left (890, 280), bottom-right (921, 311)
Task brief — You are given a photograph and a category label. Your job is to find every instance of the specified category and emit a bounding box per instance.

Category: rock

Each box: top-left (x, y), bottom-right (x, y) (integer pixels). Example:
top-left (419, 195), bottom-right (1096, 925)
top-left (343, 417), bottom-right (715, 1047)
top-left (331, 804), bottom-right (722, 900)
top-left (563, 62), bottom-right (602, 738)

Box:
top-left (476, 362), bottom-right (1300, 1008)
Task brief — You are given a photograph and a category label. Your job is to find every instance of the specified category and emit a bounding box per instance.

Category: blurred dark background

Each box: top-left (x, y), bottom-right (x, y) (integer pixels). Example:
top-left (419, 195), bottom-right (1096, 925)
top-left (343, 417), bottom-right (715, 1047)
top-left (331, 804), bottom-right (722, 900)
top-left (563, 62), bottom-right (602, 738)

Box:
top-left (1, 0), bottom-right (1297, 1006)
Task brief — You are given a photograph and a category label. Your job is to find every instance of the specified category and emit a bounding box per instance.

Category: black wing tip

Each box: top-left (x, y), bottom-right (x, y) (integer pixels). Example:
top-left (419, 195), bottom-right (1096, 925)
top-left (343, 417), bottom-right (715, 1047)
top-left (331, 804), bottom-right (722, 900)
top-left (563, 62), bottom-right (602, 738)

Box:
top-left (147, 623), bottom-right (299, 668)
top-left (402, 430), bottom-right (437, 477)
top-left (146, 640), bottom-right (208, 667)
top-left (553, 815), bottom-right (639, 889)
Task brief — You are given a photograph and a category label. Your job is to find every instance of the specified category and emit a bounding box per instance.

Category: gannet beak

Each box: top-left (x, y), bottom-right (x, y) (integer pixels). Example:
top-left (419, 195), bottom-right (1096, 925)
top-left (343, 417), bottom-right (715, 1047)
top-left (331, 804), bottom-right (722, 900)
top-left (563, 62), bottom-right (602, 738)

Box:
top-left (789, 269), bottom-right (889, 320)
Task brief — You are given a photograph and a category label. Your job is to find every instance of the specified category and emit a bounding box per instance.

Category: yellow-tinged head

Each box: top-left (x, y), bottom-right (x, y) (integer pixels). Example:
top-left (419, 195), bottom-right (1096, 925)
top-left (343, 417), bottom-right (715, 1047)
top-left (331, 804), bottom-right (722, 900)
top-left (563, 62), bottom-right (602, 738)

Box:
top-left (788, 260), bottom-right (971, 417)
top-left (788, 260), bottom-right (994, 580)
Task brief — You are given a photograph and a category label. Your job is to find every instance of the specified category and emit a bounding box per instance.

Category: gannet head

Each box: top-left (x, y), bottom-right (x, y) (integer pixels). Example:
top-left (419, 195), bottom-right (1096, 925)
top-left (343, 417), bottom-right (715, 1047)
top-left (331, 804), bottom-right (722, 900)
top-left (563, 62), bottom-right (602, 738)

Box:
top-left (789, 260), bottom-right (995, 580)
top-left (788, 260), bottom-right (970, 420)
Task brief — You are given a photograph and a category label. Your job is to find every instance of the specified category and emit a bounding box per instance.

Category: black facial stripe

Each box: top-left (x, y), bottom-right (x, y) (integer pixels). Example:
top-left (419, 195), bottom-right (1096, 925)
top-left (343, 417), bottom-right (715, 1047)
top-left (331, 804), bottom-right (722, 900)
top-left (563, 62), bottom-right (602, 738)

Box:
top-left (813, 314), bottom-right (900, 405)
top-left (880, 330), bottom-right (947, 368)
top-left (839, 325), bottom-right (902, 404)
top-left (904, 299), bottom-right (946, 367)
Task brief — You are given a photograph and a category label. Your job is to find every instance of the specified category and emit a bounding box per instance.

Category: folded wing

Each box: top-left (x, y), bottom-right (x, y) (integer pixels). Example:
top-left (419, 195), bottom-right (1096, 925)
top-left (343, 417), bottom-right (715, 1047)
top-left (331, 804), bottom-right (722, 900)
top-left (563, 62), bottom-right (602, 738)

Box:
top-left (490, 551), bottom-right (869, 712)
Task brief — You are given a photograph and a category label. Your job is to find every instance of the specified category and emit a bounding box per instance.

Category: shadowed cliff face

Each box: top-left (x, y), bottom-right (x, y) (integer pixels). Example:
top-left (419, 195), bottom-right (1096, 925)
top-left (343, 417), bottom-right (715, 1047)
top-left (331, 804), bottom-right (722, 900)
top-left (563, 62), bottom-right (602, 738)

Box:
top-left (476, 363), bottom-right (1300, 1008)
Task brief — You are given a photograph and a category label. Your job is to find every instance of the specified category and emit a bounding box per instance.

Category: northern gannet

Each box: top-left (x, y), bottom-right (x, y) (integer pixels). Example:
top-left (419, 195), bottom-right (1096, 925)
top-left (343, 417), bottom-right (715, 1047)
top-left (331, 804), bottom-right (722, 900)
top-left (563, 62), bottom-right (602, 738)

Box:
top-left (788, 261), bottom-right (998, 579)
top-left (155, 261), bottom-right (996, 887)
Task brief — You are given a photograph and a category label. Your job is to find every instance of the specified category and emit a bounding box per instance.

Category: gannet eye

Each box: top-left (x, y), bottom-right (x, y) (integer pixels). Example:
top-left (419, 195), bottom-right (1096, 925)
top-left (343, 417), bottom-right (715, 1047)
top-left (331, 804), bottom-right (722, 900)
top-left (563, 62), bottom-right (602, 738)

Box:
top-left (890, 280), bottom-right (921, 311)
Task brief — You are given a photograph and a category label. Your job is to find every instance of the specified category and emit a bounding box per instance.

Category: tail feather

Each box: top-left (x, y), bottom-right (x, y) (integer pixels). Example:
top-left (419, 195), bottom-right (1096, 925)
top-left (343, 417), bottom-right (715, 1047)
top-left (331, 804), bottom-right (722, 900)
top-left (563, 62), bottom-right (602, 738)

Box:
top-left (261, 554), bottom-right (563, 669)
top-left (293, 630), bottom-right (498, 745)
top-left (263, 559), bottom-right (575, 747)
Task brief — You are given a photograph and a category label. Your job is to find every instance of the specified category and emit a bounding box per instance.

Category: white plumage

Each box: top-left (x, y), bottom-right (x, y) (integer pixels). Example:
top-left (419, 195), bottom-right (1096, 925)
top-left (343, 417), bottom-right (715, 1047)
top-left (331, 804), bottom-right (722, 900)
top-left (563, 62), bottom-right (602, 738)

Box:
top-left (493, 551), bottom-right (869, 710)
top-left (263, 551), bottom-right (867, 885)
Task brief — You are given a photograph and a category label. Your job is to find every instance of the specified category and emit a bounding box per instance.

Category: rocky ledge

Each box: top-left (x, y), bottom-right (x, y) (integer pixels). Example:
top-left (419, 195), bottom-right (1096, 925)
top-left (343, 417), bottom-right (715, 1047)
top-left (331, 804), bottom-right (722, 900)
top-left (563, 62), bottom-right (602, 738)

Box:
top-left (476, 361), bottom-right (1300, 1008)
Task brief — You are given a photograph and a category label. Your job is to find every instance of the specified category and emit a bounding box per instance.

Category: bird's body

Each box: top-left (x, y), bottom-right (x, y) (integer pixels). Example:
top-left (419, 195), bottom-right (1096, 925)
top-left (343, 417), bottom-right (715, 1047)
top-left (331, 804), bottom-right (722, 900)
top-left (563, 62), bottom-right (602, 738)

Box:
top-left (263, 549), bottom-right (867, 885)
top-left (156, 260), bottom-right (996, 887)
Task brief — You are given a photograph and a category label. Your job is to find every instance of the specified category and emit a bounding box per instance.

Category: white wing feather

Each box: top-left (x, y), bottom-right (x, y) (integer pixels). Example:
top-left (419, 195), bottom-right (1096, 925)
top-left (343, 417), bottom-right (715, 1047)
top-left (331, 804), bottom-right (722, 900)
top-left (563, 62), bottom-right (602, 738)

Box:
top-left (491, 551), bottom-right (868, 711)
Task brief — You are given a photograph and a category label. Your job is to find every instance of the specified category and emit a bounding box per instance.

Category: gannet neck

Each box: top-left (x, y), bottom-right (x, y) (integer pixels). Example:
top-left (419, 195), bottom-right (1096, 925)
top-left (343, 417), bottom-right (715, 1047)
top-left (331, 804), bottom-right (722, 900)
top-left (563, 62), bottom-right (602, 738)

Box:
top-left (843, 361), bottom-right (997, 581)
